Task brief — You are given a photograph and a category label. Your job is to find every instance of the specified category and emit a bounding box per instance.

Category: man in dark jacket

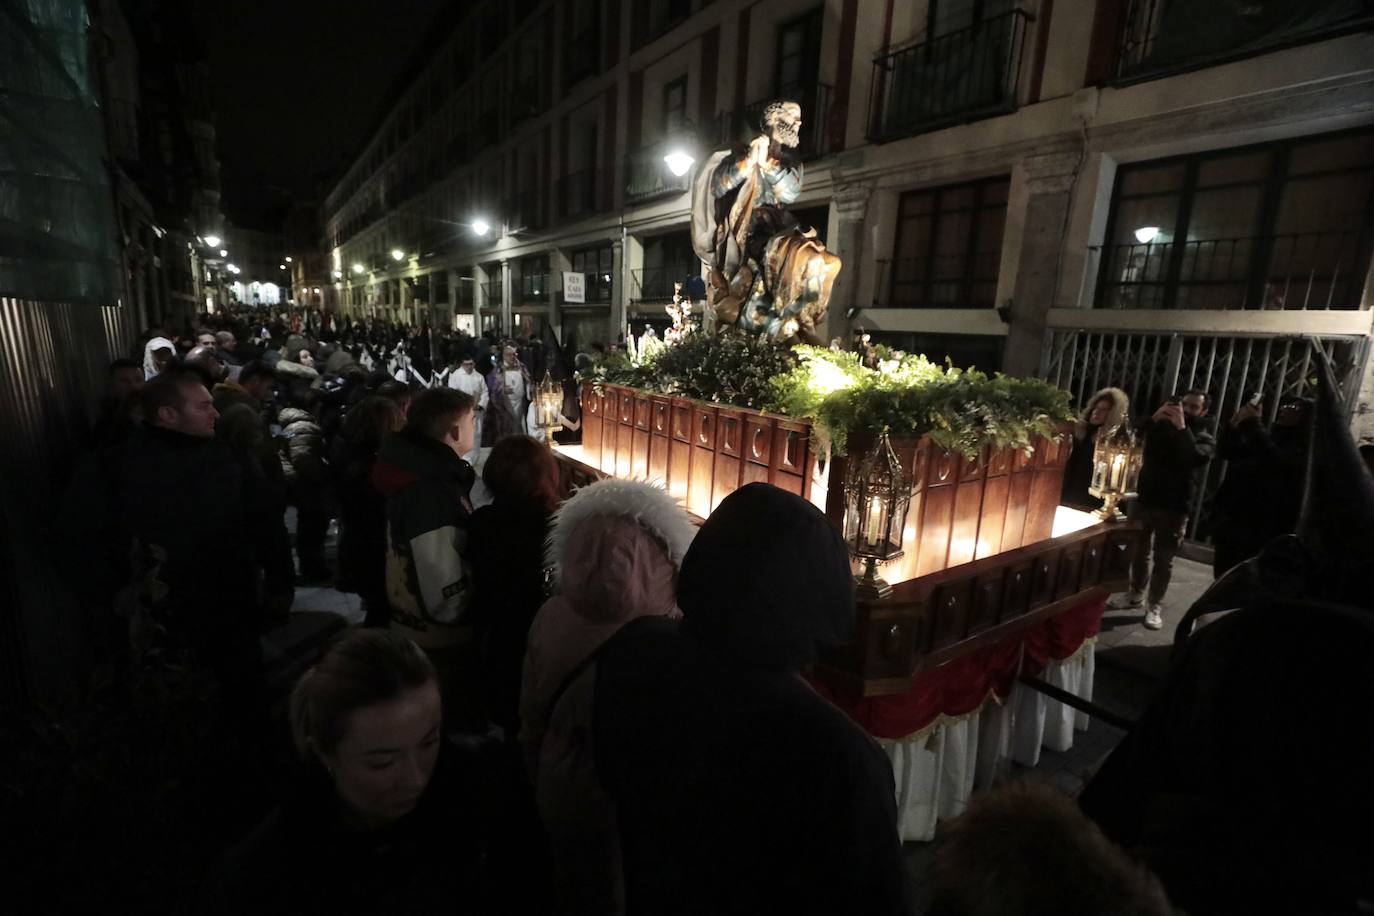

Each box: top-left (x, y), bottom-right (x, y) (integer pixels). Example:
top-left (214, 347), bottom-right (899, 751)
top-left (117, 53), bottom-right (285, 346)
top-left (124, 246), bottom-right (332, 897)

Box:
top-left (1207, 396), bottom-right (1309, 577)
top-left (118, 371), bottom-right (261, 698)
top-left (593, 483), bottom-right (911, 916)
top-left (1111, 389), bottom-right (1215, 629)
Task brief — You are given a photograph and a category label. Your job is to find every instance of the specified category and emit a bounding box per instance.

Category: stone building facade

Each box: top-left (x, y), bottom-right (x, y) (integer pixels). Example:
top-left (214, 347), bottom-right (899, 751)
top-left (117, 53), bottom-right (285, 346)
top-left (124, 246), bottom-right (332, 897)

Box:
top-left (320, 0), bottom-right (1374, 464)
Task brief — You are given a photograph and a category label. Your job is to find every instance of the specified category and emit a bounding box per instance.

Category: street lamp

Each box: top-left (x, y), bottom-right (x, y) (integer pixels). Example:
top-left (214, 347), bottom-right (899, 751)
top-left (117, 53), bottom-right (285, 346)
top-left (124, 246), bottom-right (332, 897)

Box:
top-left (1134, 226), bottom-right (1160, 244)
top-left (471, 219), bottom-right (490, 237)
top-left (285, 255), bottom-right (293, 263)
top-left (219, 249), bottom-right (229, 258)
top-left (203, 235), bottom-right (221, 248)
top-left (663, 149), bottom-right (696, 177)
top-left (391, 248), bottom-right (406, 262)
top-left (332, 269), bottom-right (343, 279)
top-left (352, 262), bottom-right (366, 275)
top-left (279, 264), bottom-right (287, 270)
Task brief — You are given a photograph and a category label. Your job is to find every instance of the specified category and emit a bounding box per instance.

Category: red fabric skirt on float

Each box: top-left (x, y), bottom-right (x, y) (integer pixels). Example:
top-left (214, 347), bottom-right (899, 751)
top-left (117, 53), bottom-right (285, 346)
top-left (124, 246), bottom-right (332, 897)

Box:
top-left (810, 595), bottom-right (1106, 741)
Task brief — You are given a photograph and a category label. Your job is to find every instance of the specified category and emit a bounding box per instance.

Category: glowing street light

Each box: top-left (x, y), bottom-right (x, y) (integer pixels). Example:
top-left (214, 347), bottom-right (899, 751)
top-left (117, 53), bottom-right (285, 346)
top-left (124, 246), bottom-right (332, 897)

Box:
top-left (663, 149), bottom-right (696, 177)
top-left (219, 249), bottom-right (229, 258)
top-left (471, 219), bottom-right (490, 237)
top-left (332, 269), bottom-right (343, 279)
top-left (203, 235), bottom-right (221, 248)
top-left (391, 248), bottom-right (406, 262)
top-left (352, 262), bottom-right (366, 275)
top-left (1134, 226), bottom-right (1160, 245)
top-left (284, 255), bottom-right (293, 263)
top-left (279, 264), bottom-right (287, 270)
top-left (226, 263), bottom-right (240, 274)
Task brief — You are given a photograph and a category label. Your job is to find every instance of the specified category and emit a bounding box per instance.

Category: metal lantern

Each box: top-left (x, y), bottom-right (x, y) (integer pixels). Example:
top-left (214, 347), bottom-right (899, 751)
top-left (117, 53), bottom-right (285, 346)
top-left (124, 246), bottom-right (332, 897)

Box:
top-left (535, 370), bottom-right (563, 444)
top-left (843, 431), bottom-right (911, 599)
top-left (1088, 419), bottom-right (1144, 521)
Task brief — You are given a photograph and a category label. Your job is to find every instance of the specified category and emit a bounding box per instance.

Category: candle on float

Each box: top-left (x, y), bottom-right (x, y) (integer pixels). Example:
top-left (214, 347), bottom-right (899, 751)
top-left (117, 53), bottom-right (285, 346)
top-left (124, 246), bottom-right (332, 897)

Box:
top-left (866, 499), bottom-right (884, 549)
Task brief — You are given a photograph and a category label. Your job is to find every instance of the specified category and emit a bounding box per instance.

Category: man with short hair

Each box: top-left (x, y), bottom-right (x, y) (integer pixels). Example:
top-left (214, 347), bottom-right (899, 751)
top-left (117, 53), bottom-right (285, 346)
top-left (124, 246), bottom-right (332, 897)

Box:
top-left (372, 387), bottom-right (479, 726)
top-left (1111, 388), bottom-right (1215, 629)
top-left (118, 371), bottom-right (261, 691)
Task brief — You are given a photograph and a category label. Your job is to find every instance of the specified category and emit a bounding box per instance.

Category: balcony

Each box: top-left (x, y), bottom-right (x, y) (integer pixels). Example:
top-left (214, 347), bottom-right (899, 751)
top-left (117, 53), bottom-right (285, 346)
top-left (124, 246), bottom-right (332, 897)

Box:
top-left (559, 270), bottom-right (614, 305)
top-left (876, 254), bottom-right (1001, 310)
top-left (867, 8), bottom-right (1033, 143)
top-left (504, 191), bottom-right (544, 231)
top-left (556, 168), bottom-right (606, 220)
top-left (481, 278), bottom-right (503, 307)
top-left (631, 264), bottom-right (700, 302)
top-left (1091, 229), bottom-right (1373, 311)
top-left (714, 83), bottom-right (835, 161)
top-left (624, 146), bottom-right (691, 204)
top-left (1111, 0), bottom-right (1374, 84)
top-left (563, 28), bottom-right (600, 88)
top-left (510, 77), bottom-right (542, 126)
top-left (519, 271), bottom-right (549, 302)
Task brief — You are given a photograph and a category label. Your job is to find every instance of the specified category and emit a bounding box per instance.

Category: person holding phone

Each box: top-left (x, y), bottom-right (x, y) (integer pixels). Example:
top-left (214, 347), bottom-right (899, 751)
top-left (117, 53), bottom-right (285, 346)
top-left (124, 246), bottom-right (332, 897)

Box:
top-left (1207, 393), bottom-right (1310, 578)
top-left (1109, 389), bottom-right (1215, 629)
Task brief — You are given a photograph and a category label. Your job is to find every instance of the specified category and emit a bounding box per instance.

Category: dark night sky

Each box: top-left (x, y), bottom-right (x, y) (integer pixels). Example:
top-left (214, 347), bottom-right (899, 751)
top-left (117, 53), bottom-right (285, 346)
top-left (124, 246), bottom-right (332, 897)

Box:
top-left (189, 0), bottom-right (456, 230)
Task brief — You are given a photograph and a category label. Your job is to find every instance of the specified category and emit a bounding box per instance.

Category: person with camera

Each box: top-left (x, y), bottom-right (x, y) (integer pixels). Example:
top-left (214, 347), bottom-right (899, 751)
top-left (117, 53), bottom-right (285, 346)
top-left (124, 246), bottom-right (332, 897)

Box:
top-left (1109, 389), bottom-right (1215, 629)
top-left (1207, 394), bottom-right (1310, 578)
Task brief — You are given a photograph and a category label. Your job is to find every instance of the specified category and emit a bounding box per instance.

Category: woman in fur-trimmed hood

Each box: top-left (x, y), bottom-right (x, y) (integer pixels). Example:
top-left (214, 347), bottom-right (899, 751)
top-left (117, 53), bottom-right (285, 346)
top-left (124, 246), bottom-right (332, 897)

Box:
top-left (519, 478), bottom-right (696, 916)
top-left (1062, 387), bottom-right (1130, 512)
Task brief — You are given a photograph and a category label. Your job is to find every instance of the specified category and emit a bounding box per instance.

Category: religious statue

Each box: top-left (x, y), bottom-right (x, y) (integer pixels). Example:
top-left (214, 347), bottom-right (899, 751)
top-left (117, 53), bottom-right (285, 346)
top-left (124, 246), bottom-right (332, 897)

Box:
top-left (691, 99), bottom-right (841, 344)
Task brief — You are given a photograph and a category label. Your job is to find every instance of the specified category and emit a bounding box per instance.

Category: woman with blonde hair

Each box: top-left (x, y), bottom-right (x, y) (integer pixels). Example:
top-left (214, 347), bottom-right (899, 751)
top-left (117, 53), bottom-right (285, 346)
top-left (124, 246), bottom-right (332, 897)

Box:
top-left (1061, 386), bottom-right (1130, 512)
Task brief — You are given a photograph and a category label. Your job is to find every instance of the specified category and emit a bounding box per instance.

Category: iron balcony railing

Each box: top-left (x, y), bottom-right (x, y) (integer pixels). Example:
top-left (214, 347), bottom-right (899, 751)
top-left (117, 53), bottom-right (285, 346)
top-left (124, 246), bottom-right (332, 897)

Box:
top-left (481, 278), bottom-right (503, 306)
top-left (557, 168), bottom-right (605, 220)
top-left (875, 254), bottom-right (1003, 309)
top-left (624, 146), bottom-right (691, 203)
top-left (631, 264), bottom-right (700, 302)
top-left (713, 82), bottom-right (834, 161)
top-left (868, 8), bottom-right (1033, 143)
top-left (1113, 0), bottom-right (1374, 83)
top-left (1091, 229), bottom-right (1373, 311)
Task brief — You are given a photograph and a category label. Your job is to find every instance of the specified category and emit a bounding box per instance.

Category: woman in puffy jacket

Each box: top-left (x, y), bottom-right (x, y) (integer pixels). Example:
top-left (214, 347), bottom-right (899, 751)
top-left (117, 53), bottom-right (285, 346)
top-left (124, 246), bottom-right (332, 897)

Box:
top-left (519, 479), bottom-right (696, 915)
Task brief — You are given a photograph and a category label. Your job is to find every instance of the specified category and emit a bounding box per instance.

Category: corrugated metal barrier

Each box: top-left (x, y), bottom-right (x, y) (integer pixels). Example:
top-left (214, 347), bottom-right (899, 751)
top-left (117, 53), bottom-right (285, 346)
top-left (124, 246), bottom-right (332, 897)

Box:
top-left (0, 297), bottom-right (136, 707)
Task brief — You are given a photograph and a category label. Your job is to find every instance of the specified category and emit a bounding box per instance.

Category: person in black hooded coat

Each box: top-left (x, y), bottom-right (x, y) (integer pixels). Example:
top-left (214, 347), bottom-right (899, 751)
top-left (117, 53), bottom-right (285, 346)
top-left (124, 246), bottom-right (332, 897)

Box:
top-left (592, 483), bottom-right (910, 916)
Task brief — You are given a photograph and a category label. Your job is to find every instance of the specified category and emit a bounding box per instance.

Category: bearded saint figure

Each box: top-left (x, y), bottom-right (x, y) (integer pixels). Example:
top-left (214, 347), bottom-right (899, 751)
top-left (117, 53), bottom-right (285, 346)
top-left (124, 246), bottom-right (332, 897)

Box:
top-left (691, 100), bottom-right (841, 344)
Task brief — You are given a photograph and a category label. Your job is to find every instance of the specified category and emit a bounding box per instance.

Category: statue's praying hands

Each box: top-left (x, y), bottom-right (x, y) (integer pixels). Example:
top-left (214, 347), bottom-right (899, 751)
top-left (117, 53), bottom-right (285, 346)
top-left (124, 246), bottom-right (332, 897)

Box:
top-left (748, 134), bottom-right (773, 169)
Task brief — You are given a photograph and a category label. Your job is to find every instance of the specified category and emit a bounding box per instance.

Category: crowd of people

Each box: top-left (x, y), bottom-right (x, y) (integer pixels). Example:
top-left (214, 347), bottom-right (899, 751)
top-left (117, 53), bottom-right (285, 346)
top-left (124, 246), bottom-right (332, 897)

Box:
top-left (32, 300), bottom-right (1374, 914)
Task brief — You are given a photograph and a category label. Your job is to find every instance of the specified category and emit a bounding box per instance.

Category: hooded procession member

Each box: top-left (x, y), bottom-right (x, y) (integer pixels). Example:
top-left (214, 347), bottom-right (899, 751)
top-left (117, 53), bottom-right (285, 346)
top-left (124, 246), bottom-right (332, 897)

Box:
top-left (1080, 349), bottom-right (1374, 916)
top-left (591, 483), bottom-right (911, 916)
top-left (519, 478), bottom-right (697, 916)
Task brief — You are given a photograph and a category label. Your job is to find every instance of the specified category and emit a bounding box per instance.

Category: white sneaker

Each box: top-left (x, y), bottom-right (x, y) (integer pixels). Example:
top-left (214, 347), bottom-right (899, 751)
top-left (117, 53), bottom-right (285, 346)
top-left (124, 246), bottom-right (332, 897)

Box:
top-left (1143, 604), bottom-right (1164, 630)
top-left (1108, 591), bottom-right (1144, 610)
